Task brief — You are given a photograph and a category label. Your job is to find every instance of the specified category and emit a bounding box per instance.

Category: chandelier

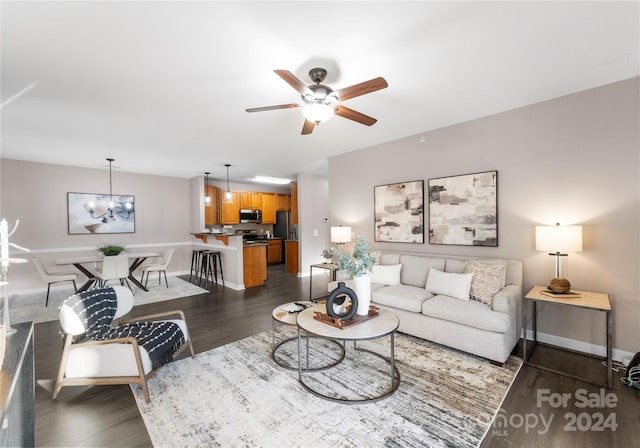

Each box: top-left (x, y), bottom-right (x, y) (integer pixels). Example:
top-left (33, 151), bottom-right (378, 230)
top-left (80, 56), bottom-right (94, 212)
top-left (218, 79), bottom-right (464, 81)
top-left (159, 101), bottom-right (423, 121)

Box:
top-left (88, 158), bottom-right (133, 222)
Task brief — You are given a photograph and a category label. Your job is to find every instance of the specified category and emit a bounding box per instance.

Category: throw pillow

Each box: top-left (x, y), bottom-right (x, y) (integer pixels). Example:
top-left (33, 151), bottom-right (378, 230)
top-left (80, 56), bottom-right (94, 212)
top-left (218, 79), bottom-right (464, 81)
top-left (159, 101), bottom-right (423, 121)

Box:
top-left (425, 268), bottom-right (473, 301)
top-left (369, 264), bottom-right (402, 286)
top-left (464, 261), bottom-right (506, 307)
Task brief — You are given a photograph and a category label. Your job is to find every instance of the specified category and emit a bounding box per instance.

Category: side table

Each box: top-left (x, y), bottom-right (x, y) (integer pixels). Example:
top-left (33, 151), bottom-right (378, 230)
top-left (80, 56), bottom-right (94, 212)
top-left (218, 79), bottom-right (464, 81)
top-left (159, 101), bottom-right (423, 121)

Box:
top-left (523, 285), bottom-right (613, 388)
top-left (309, 263), bottom-right (337, 301)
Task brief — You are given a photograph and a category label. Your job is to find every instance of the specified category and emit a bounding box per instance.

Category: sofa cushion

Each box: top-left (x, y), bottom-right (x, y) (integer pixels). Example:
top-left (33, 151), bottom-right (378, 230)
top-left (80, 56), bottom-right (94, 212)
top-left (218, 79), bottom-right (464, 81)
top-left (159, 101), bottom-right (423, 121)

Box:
top-left (425, 268), bottom-right (473, 301)
top-left (472, 259), bottom-right (507, 289)
top-left (372, 284), bottom-right (433, 313)
top-left (444, 259), bottom-right (468, 273)
top-left (464, 261), bottom-right (506, 307)
top-left (369, 264), bottom-right (401, 286)
top-left (421, 295), bottom-right (511, 333)
top-left (378, 253), bottom-right (401, 265)
top-left (399, 255), bottom-right (445, 288)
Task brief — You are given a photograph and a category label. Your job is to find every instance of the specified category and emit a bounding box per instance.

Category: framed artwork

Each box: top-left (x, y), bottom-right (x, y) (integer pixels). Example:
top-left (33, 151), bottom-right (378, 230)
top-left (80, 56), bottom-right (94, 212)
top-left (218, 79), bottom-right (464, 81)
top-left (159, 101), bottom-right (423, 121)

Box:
top-left (428, 170), bottom-right (497, 246)
top-left (374, 180), bottom-right (424, 243)
top-left (67, 192), bottom-right (135, 234)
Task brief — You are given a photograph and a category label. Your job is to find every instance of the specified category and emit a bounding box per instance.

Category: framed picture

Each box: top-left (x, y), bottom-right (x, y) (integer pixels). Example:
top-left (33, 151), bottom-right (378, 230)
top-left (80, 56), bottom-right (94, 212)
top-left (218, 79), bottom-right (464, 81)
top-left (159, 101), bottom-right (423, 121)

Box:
top-left (428, 170), bottom-right (497, 246)
top-left (374, 180), bottom-right (424, 243)
top-left (67, 192), bottom-right (135, 234)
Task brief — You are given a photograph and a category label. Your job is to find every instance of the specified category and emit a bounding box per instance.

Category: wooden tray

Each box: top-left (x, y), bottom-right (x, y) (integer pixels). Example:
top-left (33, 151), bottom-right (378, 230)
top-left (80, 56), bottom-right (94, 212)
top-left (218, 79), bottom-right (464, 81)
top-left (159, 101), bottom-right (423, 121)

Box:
top-left (313, 306), bottom-right (379, 329)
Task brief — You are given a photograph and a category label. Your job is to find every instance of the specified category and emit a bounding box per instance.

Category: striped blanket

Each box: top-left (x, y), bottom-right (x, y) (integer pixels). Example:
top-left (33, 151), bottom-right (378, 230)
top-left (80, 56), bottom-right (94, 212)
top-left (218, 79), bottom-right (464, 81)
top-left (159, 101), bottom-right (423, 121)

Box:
top-left (64, 287), bottom-right (185, 370)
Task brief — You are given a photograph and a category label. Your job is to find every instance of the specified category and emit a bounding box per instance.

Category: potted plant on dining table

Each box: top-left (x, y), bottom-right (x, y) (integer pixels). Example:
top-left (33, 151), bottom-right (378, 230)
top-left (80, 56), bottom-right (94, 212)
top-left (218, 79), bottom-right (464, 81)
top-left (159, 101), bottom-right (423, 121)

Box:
top-left (98, 244), bottom-right (125, 256)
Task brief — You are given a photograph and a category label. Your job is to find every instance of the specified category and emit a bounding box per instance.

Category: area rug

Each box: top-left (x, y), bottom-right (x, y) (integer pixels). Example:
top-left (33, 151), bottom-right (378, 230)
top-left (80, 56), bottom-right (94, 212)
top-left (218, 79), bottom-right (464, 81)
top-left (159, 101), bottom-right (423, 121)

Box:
top-left (131, 328), bottom-right (522, 447)
top-left (7, 277), bottom-right (208, 325)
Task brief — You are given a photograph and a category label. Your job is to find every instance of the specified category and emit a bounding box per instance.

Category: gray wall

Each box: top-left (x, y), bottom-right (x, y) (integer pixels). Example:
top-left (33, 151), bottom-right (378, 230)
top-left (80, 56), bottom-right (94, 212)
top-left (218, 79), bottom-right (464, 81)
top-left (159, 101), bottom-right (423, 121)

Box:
top-left (1, 159), bottom-right (195, 291)
top-left (328, 77), bottom-right (639, 356)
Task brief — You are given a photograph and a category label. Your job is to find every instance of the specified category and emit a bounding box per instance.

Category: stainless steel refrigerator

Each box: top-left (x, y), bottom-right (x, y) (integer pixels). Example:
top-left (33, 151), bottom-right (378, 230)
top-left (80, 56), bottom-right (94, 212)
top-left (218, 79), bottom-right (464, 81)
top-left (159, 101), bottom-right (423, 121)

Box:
top-left (274, 211), bottom-right (291, 240)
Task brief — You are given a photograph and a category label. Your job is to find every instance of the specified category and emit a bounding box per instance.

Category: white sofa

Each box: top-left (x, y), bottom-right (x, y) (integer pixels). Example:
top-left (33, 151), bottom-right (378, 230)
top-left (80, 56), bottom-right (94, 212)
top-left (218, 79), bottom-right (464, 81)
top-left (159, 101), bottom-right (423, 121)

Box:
top-left (329, 252), bottom-right (523, 364)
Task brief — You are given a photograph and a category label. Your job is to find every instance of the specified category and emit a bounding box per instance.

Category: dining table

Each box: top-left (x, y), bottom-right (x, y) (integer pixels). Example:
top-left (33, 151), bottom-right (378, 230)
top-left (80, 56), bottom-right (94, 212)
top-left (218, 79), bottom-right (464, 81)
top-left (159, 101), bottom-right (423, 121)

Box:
top-left (56, 252), bottom-right (161, 292)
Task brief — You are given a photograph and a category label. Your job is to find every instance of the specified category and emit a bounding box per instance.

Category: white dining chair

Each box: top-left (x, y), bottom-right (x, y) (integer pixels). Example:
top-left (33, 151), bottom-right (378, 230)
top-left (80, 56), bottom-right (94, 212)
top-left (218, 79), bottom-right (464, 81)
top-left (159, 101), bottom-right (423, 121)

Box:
top-left (32, 257), bottom-right (78, 307)
top-left (95, 254), bottom-right (133, 292)
top-left (141, 249), bottom-right (174, 288)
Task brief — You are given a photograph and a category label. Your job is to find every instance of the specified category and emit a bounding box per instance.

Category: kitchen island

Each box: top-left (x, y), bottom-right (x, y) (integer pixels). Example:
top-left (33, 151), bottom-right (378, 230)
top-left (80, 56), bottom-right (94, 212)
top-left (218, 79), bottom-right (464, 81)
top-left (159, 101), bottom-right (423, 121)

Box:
top-left (243, 242), bottom-right (267, 288)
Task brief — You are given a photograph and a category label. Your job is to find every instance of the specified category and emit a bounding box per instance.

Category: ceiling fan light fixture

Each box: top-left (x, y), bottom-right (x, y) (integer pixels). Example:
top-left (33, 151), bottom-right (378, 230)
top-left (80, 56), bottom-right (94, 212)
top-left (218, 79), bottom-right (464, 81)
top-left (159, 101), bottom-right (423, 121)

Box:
top-left (302, 102), bottom-right (334, 124)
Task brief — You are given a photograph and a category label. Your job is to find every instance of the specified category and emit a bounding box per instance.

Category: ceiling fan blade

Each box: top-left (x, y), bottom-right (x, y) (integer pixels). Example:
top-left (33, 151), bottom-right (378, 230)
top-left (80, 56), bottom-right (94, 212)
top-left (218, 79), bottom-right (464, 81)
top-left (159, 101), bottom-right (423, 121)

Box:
top-left (334, 105), bottom-right (377, 126)
top-left (275, 70), bottom-right (313, 96)
top-left (332, 77), bottom-right (388, 102)
top-left (245, 103), bottom-right (300, 113)
top-left (301, 119), bottom-right (315, 135)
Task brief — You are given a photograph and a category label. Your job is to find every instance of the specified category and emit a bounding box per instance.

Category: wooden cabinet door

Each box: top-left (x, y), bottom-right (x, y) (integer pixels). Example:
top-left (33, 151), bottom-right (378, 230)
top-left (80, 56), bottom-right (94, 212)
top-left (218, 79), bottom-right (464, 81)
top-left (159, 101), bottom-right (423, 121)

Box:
top-left (285, 240), bottom-right (298, 275)
top-left (221, 191), bottom-right (239, 224)
top-left (275, 194), bottom-right (290, 211)
top-left (251, 192), bottom-right (262, 210)
top-left (261, 193), bottom-right (276, 224)
top-left (240, 191), bottom-right (251, 209)
top-left (290, 183), bottom-right (298, 224)
top-left (267, 239), bottom-right (282, 265)
top-left (205, 186), bottom-right (221, 225)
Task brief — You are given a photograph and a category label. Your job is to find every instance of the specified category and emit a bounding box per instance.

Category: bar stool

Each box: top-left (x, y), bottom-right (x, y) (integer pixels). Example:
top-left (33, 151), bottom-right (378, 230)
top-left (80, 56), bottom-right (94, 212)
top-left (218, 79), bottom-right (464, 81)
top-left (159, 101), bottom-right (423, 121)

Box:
top-left (189, 249), bottom-right (208, 284)
top-left (201, 251), bottom-right (224, 288)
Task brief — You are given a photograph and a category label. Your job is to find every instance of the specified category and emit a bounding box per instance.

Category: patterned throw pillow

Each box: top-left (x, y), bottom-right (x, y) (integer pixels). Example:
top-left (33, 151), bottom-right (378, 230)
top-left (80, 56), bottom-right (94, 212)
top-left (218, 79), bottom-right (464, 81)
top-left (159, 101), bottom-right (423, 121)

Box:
top-left (464, 261), bottom-right (506, 307)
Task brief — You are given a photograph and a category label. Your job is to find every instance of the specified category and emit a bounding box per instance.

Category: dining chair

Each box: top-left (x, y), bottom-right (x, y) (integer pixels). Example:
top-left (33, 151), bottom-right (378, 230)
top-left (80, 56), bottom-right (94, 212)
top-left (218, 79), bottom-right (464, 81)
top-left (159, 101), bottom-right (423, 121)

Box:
top-left (95, 253), bottom-right (132, 292)
top-left (32, 257), bottom-right (78, 307)
top-left (141, 249), bottom-right (174, 288)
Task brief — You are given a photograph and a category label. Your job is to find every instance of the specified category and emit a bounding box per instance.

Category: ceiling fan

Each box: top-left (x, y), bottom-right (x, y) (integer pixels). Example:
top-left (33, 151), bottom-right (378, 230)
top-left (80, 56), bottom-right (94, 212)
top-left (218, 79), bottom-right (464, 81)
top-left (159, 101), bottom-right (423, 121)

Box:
top-left (246, 68), bottom-right (388, 135)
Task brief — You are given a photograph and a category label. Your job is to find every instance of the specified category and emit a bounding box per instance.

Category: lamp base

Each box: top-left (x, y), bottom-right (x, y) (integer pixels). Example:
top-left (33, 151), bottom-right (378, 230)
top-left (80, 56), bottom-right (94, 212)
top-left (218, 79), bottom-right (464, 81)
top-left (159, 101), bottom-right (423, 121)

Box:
top-left (548, 277), bottom-right (571, 293)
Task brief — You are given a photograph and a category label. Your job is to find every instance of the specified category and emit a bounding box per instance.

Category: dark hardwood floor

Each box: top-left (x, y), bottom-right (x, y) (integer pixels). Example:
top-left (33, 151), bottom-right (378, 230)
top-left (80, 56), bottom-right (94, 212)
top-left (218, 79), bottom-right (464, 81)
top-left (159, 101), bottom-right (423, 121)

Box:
top-left (34, 265), bottom-right (639, 447)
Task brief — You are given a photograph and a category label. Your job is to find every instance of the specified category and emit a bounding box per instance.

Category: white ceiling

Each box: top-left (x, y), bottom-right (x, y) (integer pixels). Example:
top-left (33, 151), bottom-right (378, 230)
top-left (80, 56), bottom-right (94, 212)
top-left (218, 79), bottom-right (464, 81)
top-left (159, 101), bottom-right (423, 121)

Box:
top-left (1, 1), bottom-right (638, 185)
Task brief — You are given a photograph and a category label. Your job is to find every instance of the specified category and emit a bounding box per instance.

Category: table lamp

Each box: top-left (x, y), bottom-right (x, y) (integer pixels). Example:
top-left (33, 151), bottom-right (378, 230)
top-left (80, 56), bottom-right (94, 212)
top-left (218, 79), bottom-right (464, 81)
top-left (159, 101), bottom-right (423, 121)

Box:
top-left (331, 226), bottom-right (352, 254)
top-left (535, 223), bottom-right (583, 292)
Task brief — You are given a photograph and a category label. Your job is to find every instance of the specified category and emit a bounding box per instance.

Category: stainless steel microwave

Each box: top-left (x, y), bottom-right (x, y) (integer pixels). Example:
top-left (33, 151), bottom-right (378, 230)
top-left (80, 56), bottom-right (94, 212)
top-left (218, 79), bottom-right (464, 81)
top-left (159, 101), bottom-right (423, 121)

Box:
top-left (239, 209), bottom-right (262, 223)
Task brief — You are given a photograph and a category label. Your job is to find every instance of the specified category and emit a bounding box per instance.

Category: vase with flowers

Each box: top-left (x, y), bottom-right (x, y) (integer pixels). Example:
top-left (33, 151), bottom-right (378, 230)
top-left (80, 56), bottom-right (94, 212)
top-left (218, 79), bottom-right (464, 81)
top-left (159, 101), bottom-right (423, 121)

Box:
top-left (330, 233), bottom-right (376, 315)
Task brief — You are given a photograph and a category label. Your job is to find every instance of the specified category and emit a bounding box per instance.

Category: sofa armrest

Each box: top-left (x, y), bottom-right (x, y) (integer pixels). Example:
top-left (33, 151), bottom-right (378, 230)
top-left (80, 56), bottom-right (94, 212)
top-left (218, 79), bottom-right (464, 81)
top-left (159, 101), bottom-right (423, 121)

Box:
top-left (492, 284), bottom-right (522, 315)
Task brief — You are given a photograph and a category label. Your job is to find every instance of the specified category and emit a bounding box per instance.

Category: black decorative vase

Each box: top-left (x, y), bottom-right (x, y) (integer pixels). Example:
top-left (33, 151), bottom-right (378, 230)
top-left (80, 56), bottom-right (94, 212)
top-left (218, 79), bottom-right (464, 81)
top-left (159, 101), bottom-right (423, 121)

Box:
top-left (326, 282), bottom-right (358, 321)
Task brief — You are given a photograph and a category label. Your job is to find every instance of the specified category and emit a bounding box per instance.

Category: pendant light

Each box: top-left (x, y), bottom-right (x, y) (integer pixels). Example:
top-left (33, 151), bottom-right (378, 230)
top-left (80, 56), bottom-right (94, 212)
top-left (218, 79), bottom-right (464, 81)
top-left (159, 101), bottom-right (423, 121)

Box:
top-left (88, 158), bottom-right (133, 221)
top-left (223, 164), bottom-right (233, 203)
top-left (204, 172), bottom-right (211, 204)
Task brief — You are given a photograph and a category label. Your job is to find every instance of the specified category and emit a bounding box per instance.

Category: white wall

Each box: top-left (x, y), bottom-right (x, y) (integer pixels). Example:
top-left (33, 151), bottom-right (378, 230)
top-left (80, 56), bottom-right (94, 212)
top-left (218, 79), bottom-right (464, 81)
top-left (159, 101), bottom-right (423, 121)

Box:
top-left (328, 77), bottom-right (640, 354)
top-left (297, 173), bottom-right (330, 275)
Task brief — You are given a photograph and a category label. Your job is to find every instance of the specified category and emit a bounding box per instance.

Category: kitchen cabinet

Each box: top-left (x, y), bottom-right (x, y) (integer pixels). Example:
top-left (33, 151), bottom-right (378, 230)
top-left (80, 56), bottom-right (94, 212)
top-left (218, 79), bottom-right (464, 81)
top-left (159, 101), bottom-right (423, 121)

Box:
top-left (275, 193), bottom-right (290, 211)
top-left (240, 191), bottom-right (251, 209)
top-left (267, 238), bottom-right (283, 265)
top-left (221, 191), bottom-right (240, 224)
top-left (243, 244), bottom-right (267, 287)
top-left (205, 185), bottom-right (221, 225)
top-left (285, 240), bottom-right (298, 275)
top-left (251, 192), bottom-right (262, 209)
top-left (261, 192), bottom-right (276, 224)
top-left (290, 182), bottom-right (298, 224)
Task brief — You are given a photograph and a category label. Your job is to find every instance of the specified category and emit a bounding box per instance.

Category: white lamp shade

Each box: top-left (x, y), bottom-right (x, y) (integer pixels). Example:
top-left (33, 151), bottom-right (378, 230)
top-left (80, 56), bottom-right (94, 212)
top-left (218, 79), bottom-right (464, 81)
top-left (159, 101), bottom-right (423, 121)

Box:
top-left (331, 226), bottom-right (352, 244)
top-left (535, 225), bottom-right (583, 253)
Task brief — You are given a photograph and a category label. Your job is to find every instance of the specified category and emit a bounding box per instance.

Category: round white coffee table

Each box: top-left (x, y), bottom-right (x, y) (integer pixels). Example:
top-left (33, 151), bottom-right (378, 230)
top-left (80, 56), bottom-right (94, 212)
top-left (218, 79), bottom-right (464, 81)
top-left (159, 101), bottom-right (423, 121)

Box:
top-left (271, 301), bottom-right (344, 371)
top-left (296, 306), bottom-right (400, 403)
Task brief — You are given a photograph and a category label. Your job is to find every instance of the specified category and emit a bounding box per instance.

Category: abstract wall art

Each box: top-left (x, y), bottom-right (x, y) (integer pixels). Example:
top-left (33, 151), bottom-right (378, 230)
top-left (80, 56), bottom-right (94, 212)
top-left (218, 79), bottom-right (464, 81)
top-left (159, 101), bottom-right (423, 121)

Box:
top-left (428, 171), bottom-right (497, 246)
top-left (374, 180), bottom-right (424, 243)
top-left (67, 192), bottom-right (135, 234)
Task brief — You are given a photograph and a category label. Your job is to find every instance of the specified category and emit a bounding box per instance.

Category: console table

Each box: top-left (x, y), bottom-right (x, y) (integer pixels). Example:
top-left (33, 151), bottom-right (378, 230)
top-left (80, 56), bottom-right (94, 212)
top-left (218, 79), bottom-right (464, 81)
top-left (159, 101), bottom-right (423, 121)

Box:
top-left (0, 322), bottom-right (35, 446)
top-left (523, 285), bottom-right (612, 388)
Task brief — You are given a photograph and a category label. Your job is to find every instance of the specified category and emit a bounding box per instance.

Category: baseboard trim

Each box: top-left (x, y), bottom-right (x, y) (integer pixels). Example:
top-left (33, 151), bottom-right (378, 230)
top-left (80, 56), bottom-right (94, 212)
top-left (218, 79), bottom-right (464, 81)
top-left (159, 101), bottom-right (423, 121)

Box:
top-left (525, 329), bottom-right (633, 364)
